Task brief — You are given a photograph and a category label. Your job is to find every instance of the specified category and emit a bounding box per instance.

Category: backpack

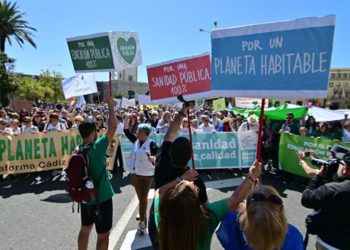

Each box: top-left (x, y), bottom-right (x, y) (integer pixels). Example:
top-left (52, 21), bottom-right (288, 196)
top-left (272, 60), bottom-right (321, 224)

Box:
top-left (65, 145), bottom-right (97, 203)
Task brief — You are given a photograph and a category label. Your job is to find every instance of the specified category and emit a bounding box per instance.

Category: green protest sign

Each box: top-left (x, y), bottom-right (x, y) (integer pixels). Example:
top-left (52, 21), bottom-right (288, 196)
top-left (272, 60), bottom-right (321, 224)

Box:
top-left (120, 132), bottom-right (257, 169)
top-left (67, 32), bottom-right (142, 73)
top-left (279, 133), bottom-right (350, 177)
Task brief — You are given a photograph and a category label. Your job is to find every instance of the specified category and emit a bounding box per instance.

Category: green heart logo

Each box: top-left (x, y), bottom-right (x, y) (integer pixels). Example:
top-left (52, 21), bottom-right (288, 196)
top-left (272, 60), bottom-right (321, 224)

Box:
top-left (117, 37), bottom-right (137, 64)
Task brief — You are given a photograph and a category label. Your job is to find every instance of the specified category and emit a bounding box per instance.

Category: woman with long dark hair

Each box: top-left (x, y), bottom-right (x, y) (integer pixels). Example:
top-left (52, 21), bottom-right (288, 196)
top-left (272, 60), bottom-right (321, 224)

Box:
top-left (305, 116), bottom-right (317, 136)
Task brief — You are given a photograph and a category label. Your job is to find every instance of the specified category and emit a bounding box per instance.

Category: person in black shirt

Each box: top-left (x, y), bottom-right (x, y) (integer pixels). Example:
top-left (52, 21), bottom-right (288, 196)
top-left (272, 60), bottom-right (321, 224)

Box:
top-left (148, 103), bottom-right (208, 249)
top-left (301, 152), bottom-right (350, 249)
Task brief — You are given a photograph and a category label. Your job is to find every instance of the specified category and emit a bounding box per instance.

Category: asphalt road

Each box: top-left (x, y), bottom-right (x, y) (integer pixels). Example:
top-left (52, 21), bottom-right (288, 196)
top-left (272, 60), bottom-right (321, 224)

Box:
top-left (0, 169), bottom-right (316, 250)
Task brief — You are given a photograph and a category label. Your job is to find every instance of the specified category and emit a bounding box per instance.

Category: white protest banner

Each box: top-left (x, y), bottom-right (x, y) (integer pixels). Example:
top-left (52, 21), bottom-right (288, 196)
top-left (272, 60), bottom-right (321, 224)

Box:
top-left (147, 53), bottom-right (212, 104)
top-left (137, 94), bottom-right (152, 105)
top-left (235, 98), bottom-right (268, 109)
top-left (67, 32), bottom-right (142, 73)
top-left (211, 15), bottom-right (336, 99)
top-left (61, 73), bottom-right (97, 99)
top-left (121, 97), bottom-right (136, 108)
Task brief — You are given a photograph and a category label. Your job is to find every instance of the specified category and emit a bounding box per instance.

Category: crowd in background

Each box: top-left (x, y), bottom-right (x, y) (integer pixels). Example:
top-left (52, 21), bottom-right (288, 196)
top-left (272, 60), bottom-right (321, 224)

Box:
top-left (0, 102), bottom-right (349, 172)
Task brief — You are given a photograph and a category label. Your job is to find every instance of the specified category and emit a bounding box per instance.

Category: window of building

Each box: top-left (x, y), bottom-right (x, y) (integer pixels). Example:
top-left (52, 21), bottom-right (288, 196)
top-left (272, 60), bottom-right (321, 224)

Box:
top-left (342, 73), bottom-right (348, 79)
top-left (331, 73), bottom-right (335, 78)
top-left (329, 82), bottom-right (334, 87)
top-left (336, 73), bottom-right (341, 78)
top-left (119, 73), bottom-right (122, 79)
top-left (128, 75), bottom-right (133, 81)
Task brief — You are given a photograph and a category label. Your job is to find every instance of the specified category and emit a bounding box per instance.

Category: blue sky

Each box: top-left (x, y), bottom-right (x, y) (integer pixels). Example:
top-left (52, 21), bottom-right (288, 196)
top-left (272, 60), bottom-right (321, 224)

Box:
top-left (6, 0), bottom-right (350, 83)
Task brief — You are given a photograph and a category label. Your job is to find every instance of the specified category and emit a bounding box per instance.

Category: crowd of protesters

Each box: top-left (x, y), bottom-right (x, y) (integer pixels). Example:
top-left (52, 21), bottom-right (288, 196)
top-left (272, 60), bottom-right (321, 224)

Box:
top-left (0, 103), bottom-right (349, 172)
top-left (1, 101), bottom-right (350, 249)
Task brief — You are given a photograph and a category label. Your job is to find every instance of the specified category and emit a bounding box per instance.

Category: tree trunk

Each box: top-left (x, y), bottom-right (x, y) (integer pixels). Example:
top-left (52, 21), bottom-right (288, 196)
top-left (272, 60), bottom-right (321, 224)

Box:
top-left (0, 37), bottom-right (5, 53)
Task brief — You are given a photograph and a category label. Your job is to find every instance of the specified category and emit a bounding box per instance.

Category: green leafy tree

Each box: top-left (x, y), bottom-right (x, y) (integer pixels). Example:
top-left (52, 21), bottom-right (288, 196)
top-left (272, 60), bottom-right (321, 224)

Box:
top-left (0, 0), bottom-right (36, 52)
top-left (0, 51), bottom-right (16, 105)
top-left (16, 76), bottom-right (43, 101)
top-left (38, 70), bottom-right (64, 103)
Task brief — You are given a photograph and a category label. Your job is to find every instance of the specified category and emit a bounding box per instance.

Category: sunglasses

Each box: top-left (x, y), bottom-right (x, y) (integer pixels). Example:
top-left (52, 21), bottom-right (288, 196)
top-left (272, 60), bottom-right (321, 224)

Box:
top-left (287, 117), bottom-right (293, 120)
top-left (248, 192), bottom-right (283, 207)
top-left (23, 121), bottom-right (31, 123)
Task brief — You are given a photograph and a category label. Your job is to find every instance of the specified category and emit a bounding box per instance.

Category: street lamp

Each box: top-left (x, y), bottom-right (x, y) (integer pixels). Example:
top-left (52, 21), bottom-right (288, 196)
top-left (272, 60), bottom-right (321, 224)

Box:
top-left (199, 21), bottom-right (218, 33)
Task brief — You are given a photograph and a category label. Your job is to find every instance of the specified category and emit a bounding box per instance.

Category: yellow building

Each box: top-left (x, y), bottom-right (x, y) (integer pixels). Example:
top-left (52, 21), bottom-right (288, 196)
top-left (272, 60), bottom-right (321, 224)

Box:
top-left (328, 68), bottom-right (350, 109)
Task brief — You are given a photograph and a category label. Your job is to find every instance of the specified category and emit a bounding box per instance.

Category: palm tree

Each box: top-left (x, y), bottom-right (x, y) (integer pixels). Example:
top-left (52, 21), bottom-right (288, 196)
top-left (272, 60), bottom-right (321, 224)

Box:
top-left (0, 0), bottom-right (36, 53)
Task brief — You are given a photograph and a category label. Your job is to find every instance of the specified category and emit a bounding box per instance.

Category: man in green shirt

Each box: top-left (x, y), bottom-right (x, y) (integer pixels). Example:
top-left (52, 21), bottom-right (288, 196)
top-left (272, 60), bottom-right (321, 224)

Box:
top-left (77, 97), bottom-right (117, 250)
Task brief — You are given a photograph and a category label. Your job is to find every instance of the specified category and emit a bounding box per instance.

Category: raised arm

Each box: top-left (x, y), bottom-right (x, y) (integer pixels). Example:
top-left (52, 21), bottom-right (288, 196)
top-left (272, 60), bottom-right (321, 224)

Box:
top-left (105, 97), bottom-right (117, 142)
top-left (226, 160), bottom-right (262, 211)
top-left (164, 103), bottom-right (190, 142)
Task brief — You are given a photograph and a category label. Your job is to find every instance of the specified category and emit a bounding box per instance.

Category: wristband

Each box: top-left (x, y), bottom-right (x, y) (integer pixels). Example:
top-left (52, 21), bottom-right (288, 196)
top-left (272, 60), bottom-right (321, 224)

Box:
top-left (178, 111), bottom-right (187, 118)
top-left (246, 175), bottom-right (255, 183)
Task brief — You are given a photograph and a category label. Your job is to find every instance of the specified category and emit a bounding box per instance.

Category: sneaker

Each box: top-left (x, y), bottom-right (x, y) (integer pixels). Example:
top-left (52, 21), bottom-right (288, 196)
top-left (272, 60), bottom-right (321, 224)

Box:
top-left (137, 221), bottom-right (146, 235)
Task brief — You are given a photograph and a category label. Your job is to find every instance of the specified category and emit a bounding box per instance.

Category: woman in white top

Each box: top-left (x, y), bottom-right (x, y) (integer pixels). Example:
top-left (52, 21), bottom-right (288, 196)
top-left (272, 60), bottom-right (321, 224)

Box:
top-left (156, 111), bottom-right (172, 134)
top-left (44, 113), bottom-right (66, 132)
top-left (10, 119), bottom-right (21, 134)
top-left (179, 118), bottom-right (189, 134)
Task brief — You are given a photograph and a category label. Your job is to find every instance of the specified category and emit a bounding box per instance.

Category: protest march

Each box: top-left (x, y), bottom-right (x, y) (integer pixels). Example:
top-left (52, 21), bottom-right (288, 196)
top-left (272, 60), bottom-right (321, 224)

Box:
top-left (2, 2), bottom-right (350, 249)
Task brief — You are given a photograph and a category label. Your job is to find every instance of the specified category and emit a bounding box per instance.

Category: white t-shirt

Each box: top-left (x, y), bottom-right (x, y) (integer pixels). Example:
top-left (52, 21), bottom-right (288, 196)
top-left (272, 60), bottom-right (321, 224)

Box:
top-left (196, 124), bottom-right (215, 134)
top-left (238, 121), bottom-right (259, 132)
top-left (44, 122), bottom-right (66, 132)
top-left (115, 123), bottom-right (124, 135)
top-left (21, 125), bottom-right (39, 134)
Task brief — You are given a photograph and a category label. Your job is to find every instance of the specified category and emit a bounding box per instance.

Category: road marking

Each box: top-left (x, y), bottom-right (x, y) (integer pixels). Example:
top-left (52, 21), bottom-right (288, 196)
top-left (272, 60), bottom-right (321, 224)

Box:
top-left (108, 195), bottom-right (138, 250)
top-left (109, 177), bottom-right (243, 249)
top-left (120, 230), bottom-right (152, 250)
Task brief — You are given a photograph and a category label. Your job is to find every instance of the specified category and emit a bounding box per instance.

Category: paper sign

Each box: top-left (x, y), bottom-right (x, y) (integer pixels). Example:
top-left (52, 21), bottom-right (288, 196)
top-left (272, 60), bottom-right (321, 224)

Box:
top-left (67, 32), bottom-right (142, 72)
top-left (121, 97), bottom-right (136, 108)
top-left (211, 15), bottom-right (336, 99)
top-left (213, 98), bottom-right (226, 111)
top-left (61, 73), bottom-right (97, 99)
top-left (147, 53), bottom-right (211, 103)
top-left (235, 98), bottom-right (268, 109)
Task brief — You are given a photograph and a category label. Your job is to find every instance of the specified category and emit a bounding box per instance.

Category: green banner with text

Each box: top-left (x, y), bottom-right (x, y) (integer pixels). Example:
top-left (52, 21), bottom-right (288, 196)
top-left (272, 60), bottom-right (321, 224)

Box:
top-left (279, 133), bottom-right (350, 177)
top-left (121, 131), bottom-right (257, 169)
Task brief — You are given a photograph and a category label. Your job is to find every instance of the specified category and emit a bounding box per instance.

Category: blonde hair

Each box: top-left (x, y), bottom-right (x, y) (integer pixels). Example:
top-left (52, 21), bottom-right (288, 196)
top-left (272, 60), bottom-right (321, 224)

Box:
top-left (239, 185), bottom-right (288, 250)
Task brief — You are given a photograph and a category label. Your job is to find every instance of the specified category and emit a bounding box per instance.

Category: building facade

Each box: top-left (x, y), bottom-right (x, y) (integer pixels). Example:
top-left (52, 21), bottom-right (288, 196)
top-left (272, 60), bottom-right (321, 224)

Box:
top-left (96, 79), bottom-right (149, 102)
top-left (327, 68), bottom-right (350, 109)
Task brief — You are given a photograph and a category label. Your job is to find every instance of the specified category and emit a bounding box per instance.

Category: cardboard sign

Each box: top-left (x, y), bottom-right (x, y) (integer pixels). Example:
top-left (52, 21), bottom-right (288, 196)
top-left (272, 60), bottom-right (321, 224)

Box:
top-left (147, 53), bottom-right (211, 104)
top-left (211, 15), bottom-right (336, 99)
top-left (67, 32), bottom-right (142, 72)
